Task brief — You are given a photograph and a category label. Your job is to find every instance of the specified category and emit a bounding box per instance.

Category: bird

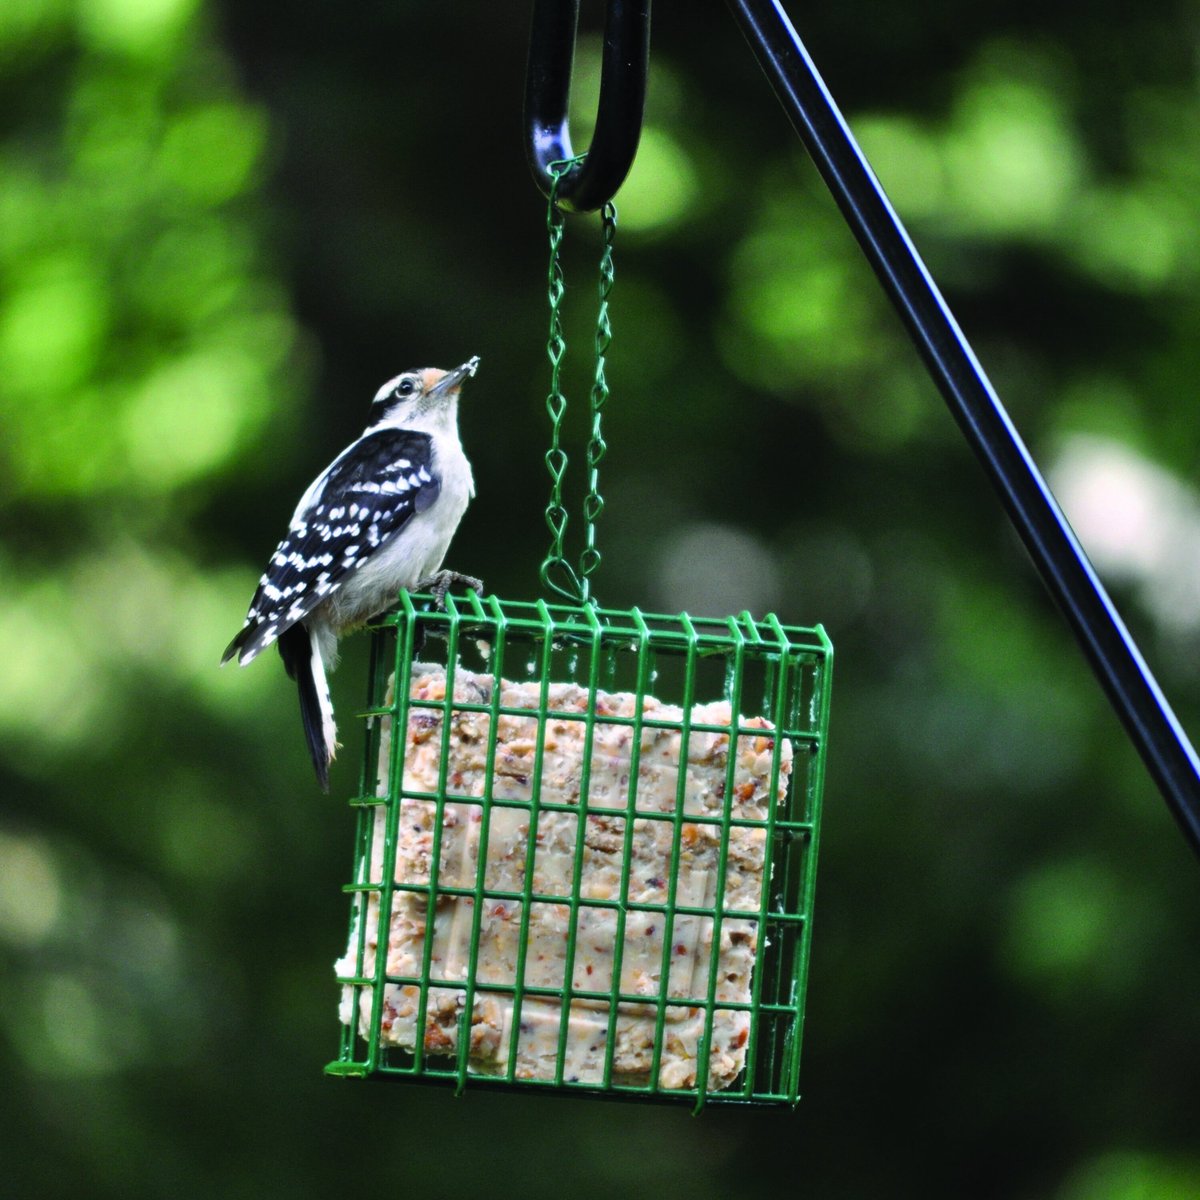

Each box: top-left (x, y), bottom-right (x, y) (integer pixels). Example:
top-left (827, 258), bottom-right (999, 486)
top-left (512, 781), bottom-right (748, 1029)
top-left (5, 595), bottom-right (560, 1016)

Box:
top-left (222, 357), bottom-right (482, 790)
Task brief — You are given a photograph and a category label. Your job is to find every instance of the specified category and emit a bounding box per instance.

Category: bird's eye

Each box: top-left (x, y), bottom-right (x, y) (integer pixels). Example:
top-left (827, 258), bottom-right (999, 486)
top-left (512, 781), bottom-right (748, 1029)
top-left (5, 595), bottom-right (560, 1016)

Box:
top-left (395, 378), bottom-right (417, 399)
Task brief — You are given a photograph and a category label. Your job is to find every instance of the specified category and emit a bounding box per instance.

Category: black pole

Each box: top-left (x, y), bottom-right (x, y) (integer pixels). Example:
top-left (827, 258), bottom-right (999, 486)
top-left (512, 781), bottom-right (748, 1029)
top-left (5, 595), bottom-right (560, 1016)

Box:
top-left (727, 0), bottom-right (1200, 858)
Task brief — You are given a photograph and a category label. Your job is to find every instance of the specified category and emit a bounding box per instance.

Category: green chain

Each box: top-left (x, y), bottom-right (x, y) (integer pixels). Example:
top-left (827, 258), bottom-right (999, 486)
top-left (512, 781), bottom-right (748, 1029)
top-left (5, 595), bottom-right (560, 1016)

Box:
top-left (579, 201), bottom-right (616, 594)
top-left (539, 165), bottom-right (617, 606)
top-left (540, 163), bottom-right (584, 603)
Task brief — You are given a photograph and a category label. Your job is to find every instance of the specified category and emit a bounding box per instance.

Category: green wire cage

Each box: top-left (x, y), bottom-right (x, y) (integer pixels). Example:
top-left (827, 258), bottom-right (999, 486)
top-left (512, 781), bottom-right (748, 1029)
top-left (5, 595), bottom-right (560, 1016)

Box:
top-left (328, 592), bottom-right (832, 1109)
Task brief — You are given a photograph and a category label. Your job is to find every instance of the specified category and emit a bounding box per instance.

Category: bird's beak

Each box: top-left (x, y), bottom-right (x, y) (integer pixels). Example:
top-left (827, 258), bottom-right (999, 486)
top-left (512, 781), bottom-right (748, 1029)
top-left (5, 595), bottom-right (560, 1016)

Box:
top-left (429, 356), bottom-right (481, 397)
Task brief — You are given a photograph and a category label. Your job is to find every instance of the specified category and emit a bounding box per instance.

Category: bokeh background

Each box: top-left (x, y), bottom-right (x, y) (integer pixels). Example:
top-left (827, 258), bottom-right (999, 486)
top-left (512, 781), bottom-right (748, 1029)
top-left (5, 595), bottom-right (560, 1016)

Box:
top-left (4, 1), bottom-right (1200, 1196)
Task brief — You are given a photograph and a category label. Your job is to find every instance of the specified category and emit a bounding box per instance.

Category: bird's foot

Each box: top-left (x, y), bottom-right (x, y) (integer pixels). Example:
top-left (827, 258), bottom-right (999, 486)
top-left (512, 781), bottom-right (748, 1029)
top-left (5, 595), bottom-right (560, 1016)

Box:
top-left (415, 570), bottom-right (484, 610)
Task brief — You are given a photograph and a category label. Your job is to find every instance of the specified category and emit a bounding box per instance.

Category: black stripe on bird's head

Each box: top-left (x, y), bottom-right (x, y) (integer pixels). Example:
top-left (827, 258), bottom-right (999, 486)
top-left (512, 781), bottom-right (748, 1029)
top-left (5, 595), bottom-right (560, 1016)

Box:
top-left (365, 356), bottom-right (480, 431)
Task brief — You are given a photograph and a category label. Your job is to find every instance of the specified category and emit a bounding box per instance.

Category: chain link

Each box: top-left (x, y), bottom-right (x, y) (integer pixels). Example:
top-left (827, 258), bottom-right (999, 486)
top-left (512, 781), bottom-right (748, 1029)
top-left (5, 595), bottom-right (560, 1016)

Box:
top-left (579, 201), bottom-right (616, 593)
top-left (539, 164), bottom-right (616, 606)
top-left (540, 163), bottom-right (585, 603)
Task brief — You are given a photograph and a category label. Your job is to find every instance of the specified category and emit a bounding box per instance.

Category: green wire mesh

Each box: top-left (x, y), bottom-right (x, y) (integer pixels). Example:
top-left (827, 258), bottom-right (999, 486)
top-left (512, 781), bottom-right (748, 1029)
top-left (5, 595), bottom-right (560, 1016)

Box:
top-left (328, 592), bottom-right (832, 1109)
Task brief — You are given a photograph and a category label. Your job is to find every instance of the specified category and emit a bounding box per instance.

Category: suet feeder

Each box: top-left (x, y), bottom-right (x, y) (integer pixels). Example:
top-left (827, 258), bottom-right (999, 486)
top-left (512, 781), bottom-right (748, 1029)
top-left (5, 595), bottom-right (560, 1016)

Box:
top-left (328, 595), bottom-right (831, 1107)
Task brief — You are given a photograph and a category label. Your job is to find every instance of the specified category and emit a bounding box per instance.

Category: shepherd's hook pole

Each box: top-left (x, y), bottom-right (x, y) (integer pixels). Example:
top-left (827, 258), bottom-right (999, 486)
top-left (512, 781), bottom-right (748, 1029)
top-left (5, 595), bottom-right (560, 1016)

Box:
top-left (727, 0), bottom-right (1200, 859)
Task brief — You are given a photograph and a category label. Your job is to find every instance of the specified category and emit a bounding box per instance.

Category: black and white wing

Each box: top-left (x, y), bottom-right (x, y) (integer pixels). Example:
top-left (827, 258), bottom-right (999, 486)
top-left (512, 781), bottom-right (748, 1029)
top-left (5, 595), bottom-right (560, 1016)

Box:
top-left (222, 428), bottom-right (438, 665)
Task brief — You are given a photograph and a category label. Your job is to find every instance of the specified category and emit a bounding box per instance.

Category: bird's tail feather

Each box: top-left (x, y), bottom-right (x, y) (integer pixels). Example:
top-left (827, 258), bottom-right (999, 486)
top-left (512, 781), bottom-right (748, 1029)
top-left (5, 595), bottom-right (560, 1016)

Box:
top-left (278, 624), bottom-right (337, 791)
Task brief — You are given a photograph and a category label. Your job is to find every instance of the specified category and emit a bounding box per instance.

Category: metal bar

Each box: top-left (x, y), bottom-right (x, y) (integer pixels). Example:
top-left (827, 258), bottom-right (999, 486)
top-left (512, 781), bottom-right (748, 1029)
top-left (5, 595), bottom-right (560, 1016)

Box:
top-left (726, 0), bottom-right (1200, 859)
top-left (525, 0), bottom-right (651, 212)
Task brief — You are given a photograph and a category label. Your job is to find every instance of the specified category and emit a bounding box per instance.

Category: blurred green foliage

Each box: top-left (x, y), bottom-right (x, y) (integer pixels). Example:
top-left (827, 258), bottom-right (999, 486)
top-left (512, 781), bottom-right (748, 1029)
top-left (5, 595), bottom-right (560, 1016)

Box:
top-left (3, 2), bottom-right (1199, 1198)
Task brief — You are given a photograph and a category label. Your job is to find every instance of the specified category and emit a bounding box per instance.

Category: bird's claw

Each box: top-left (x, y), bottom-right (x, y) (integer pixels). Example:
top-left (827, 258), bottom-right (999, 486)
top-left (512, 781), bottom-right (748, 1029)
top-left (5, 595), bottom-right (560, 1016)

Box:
top-left (415, 570), bottom-right (484, 610)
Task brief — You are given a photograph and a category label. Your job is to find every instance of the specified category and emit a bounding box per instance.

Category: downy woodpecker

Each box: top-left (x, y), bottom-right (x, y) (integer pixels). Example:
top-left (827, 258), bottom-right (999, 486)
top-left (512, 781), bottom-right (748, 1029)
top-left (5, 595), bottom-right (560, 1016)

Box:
top-left (223, 357), bottom-right (481, 789)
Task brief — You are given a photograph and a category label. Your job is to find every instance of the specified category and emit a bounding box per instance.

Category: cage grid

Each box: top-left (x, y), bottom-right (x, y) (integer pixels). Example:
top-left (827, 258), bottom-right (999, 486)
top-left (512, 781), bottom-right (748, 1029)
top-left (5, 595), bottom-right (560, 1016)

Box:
top-left (328, 591), bottom-right (832, 1109)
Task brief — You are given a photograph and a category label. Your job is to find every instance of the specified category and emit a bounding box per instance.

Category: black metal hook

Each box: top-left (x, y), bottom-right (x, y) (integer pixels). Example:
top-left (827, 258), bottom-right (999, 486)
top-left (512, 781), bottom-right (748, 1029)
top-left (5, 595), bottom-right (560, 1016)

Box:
top-left (525, 0), bottom-right (651, 213)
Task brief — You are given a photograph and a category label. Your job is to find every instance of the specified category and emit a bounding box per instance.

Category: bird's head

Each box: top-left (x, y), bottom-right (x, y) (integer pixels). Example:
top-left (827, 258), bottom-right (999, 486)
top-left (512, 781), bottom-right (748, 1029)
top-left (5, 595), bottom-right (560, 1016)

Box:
top-left (366, 356), bottom-right (480, 432)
